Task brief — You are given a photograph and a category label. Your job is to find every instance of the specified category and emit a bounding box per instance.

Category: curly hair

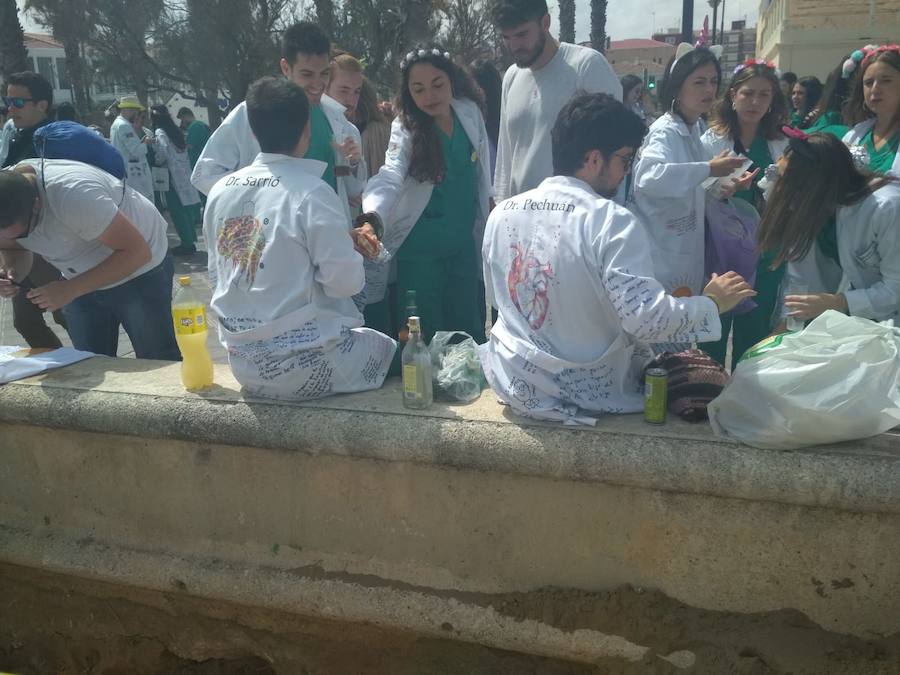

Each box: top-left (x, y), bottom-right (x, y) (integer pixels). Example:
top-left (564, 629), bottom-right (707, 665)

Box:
top-left (709, 63), bottom-right (787, 141)
top-left (396, 47), bottom-right (485, 184)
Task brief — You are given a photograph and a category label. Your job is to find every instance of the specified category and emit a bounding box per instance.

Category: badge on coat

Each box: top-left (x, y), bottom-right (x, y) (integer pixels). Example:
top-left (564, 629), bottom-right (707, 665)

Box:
top-left (471, 150), bottom-right (478, 163)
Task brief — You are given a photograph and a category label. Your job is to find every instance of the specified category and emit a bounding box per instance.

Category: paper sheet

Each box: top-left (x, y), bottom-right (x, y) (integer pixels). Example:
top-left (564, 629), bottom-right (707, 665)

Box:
top-left (0, 346), bottom-right (95, 385)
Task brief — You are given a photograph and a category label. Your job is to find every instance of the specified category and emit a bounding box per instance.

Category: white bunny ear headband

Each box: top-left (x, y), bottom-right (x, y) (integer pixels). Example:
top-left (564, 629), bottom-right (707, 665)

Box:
top-left (670, 42), bottom-right (724, 75)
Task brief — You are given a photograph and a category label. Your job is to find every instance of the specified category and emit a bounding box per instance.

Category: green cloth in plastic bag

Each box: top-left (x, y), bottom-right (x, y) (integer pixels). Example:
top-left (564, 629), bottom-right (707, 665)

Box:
top-left (429, 331), bottom-right (486, 402)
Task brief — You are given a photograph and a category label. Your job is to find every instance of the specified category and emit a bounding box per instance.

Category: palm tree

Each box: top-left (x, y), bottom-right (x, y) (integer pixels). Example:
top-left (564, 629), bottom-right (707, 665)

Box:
top-left (590, 0), bottom-right (606, 53)
top-left (708, 0), bottom-right (721, 43)
top-left (558, 0), bottom-right (575, 44)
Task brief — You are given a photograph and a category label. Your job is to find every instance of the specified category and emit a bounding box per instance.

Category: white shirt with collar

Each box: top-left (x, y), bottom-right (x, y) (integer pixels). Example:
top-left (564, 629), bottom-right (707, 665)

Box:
top-left (191, 94), bottom-right (366, 223)
top-left (359, 96), bottom-right (493, 305)
top-left (204, 152), bottom-right (395, 401)
top-left (630, 112), bottom-right (712, 298)
top-left (480, 174), bottom-right (721, 425)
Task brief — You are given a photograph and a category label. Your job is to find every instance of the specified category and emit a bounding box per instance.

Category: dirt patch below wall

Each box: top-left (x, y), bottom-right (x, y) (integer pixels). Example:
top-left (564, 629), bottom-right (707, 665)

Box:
top-left (1, 563), bottom-right (898, 675)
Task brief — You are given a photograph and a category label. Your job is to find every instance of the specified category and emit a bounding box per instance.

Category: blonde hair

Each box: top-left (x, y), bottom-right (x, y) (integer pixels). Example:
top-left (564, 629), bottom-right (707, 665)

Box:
top-left (332, 52), bottom-right (363, 74)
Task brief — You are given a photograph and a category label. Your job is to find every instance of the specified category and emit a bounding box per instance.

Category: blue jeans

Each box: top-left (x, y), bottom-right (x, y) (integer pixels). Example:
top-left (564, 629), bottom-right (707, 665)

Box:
top-left (62, 255), bottom-right (181, 361)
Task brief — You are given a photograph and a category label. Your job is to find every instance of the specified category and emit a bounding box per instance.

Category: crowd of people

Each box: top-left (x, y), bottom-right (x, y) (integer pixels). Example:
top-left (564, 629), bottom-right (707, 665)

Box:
top-left (0, 0), bottom-right (897, 425)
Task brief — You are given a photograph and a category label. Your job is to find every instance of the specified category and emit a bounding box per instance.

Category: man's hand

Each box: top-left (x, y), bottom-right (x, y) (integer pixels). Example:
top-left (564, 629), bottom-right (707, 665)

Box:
top-left (334, 137), bottom-right (361, 167)
top-left (351, 222), bottom-right (381, 259)
top-left (26, 280), bottom-right (80, 312)
top-left (784, 293), bottom-right (848, 321)
top-left (0, 269), bottom-right (20, 298)
top-left (703, 271), bottom-right (757, 313)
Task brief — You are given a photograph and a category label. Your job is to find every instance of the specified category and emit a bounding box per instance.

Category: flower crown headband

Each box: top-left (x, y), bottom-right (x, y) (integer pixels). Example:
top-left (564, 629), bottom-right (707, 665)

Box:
top-left (400, 48), bottom-right (452, 73)
top-left (842, 44), bottom-right (900, 80)
top-left (733, 57), bottom-right (780, 77)
top-left (669, 41), bottom-right (724, 75)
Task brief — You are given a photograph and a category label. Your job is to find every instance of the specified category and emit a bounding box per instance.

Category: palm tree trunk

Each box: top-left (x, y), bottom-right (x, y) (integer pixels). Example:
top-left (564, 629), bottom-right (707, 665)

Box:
top-left (558, 0), bottom-right (575, 44)
top-left (589, 0), bottom-right (607, 53)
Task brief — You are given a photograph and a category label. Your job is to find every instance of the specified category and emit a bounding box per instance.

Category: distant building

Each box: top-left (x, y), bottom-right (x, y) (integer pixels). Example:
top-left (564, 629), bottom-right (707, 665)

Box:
top-left (22, 33), bottom-right (72, 104)
top-left (652, 28), bottom-right (697, 46)
top-left (606, 39), bottom-right (676, 86)
top-left (757, 0), bottom-right (900, 80)
top-left (720, 20), bottom-right (757, 74)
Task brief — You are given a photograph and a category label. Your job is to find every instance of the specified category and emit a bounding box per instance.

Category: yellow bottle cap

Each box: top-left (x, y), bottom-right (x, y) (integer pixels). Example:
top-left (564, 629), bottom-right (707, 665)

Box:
top-left (178, 275), bottom-right (191, 286)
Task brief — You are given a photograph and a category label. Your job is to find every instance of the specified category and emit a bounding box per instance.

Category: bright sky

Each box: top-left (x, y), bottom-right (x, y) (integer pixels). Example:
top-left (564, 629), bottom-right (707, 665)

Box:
top-left (546, 0), bottom-right (762, 42)
top-left (17, 0), bottom-right (763, 42)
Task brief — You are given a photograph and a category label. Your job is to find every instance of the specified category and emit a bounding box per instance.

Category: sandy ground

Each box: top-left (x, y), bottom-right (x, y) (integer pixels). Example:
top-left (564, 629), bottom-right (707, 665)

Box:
top-left (2, 563), bottom-right (899, 675)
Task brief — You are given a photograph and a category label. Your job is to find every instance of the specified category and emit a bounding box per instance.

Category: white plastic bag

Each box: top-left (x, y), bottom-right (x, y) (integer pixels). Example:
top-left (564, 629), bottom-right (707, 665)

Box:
top-left (429, 331), bottom-right (486, 402)
top-left (708, 311), bottom-right (900, 449)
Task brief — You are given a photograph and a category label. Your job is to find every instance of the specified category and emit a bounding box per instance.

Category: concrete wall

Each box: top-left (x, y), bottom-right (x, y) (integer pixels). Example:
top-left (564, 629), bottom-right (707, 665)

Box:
top-left (1, 357), bottom-right (899, 670)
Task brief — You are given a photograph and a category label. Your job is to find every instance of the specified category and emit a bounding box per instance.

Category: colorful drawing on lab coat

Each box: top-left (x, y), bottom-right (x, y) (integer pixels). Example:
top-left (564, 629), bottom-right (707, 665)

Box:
top-left (218, 201), bottom-right (267, 287)
top-left (508, 244), bottom-right (555, 329)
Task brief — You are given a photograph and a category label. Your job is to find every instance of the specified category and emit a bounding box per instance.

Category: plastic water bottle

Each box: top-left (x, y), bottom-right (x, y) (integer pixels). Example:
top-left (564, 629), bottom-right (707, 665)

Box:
top-left (172, 275), bottom-right (214, 390)
top-left (401, 316), bottom-right (433, 409)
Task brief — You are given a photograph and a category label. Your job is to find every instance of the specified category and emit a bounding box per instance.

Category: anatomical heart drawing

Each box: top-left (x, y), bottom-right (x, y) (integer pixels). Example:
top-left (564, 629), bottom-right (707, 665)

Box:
top-left (508, 244), bottom-right (554, 330)
top-left (218, 202), bottom-right (267, 287)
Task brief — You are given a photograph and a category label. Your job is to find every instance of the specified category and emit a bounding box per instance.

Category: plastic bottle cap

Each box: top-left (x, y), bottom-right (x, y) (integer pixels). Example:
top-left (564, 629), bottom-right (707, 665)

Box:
top-left (178, 276), bottom-right (191, 286)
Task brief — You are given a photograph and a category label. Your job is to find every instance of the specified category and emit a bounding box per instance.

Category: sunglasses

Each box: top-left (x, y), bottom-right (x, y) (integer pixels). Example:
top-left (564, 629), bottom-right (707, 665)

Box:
top-left (3, 96), bottom-right (35, 109)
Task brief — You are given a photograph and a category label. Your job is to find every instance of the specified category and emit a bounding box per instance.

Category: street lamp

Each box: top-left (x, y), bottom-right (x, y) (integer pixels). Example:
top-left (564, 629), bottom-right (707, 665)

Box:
top-left (681, 0), bottom-right (694, 45)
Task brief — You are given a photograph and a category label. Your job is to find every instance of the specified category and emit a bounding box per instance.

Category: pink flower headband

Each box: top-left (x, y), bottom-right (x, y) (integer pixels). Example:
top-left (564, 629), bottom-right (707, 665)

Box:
top-left (842, 44), bottom-right (900, 79)
top-left (733, 58), bottom-right (779, 76)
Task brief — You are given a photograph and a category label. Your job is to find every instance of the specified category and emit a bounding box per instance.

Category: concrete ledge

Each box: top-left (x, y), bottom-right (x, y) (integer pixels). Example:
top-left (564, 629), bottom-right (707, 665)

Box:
top-left (0, 357), bottom-right (899, 515)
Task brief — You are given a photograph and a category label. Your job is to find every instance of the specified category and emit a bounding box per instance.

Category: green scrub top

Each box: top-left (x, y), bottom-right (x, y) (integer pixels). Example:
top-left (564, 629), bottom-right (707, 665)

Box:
top-left (186, 120), bottom-right (211, 169)
top-left (398, 111), bottom-right (479, 259)
top-left (734, 134), bottom-right (773, 206)
top-left (804, 111), bottom-right (849, 139)
top-left (863, 128), bottom-right (899, 174)
top-left (304, 104), bottom-right (337, 191)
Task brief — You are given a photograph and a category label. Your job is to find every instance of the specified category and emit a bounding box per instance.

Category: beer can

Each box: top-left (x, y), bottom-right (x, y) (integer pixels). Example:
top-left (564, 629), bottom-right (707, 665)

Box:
top-left (644, 368), bottom-right (668, 424)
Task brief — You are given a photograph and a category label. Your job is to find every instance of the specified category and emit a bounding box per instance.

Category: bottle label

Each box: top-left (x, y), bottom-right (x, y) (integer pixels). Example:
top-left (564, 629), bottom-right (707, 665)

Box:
top-left (173, 306), bottom-right (207, 335)
top-left (402, 365), bottom-right (421, 398)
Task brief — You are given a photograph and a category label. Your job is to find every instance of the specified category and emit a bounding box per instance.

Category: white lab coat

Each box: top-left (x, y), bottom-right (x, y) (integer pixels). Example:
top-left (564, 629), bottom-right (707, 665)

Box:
top-left (110, 115), bottom-right (154, 200)
top-left (154, 128), bottom-right (200, 206)
top-left (630, 112), bottom-right (711, 297)
top-left (480, 175), bottom-right (721, 425)
top-left (191, 94), bottom-right (365, 223)
top-left (359, 97), bottom-right (493, 305)
top-left (0, 119), bottom-right (14, 166)
top-left (204, 152), bottom-right (396, 401)
top-left (843, 120), bottom-right (900, 176)
top-left (781, 182), bottom-right (900, 322)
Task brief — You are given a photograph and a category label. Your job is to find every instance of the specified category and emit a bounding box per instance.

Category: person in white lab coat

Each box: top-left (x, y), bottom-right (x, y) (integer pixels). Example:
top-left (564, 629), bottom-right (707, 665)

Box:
top-left (841, 45), bottom-right (900, 175)
top-left (150, 105), bottom-right (203, 256)
top-left (110, 96), bottom-right (155, 201)
top-left (358, 48), bottom-right (493, 342)
top-left (631, 44), bottom-right (749, 302)
top-left (480, 93), bottom-right (755, 425)
top-left (191, 22), bottom-right (365, 224)
top-left (757, 132), bottom-right (900, 326)
top-left (204, 77), bottom-right (395, 401)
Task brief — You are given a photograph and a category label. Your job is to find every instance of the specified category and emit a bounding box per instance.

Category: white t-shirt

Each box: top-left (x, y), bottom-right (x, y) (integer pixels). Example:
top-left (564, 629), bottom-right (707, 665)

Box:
top-left (16, 159), bottom-right (169, 288)
top-left (494, 42), bottom-right (622, 201)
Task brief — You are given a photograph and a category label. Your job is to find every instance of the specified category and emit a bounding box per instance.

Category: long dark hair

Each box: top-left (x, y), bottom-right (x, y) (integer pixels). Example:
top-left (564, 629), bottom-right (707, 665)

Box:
top-left (355, 77), bottom-right (386, 134)
top-left (804, 57), bottom-right (853, 128)
top-left (758, 133), bottom-right (895, 266)
top-left (470, 59), bottom-right (502, 149)
top-left (710, 63), bottom-right (787, 141)
top-left (150, 105), bottom-right (186, 150)
top-left (396, 47), bottom-right (484, 184)
top-left (844, 49), bottom-right (900, 128)
top-left (793, 76), bottom-right (823, 121)
top-left (660, 47), bottom-right (722, 124)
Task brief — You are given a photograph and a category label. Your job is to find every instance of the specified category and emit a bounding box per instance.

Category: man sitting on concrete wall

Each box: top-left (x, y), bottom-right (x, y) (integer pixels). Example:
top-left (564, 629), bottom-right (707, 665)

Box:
top-left (203, 76), bottom-right (396, 401)
top-left (479, 93), bottom-right (755, 424)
